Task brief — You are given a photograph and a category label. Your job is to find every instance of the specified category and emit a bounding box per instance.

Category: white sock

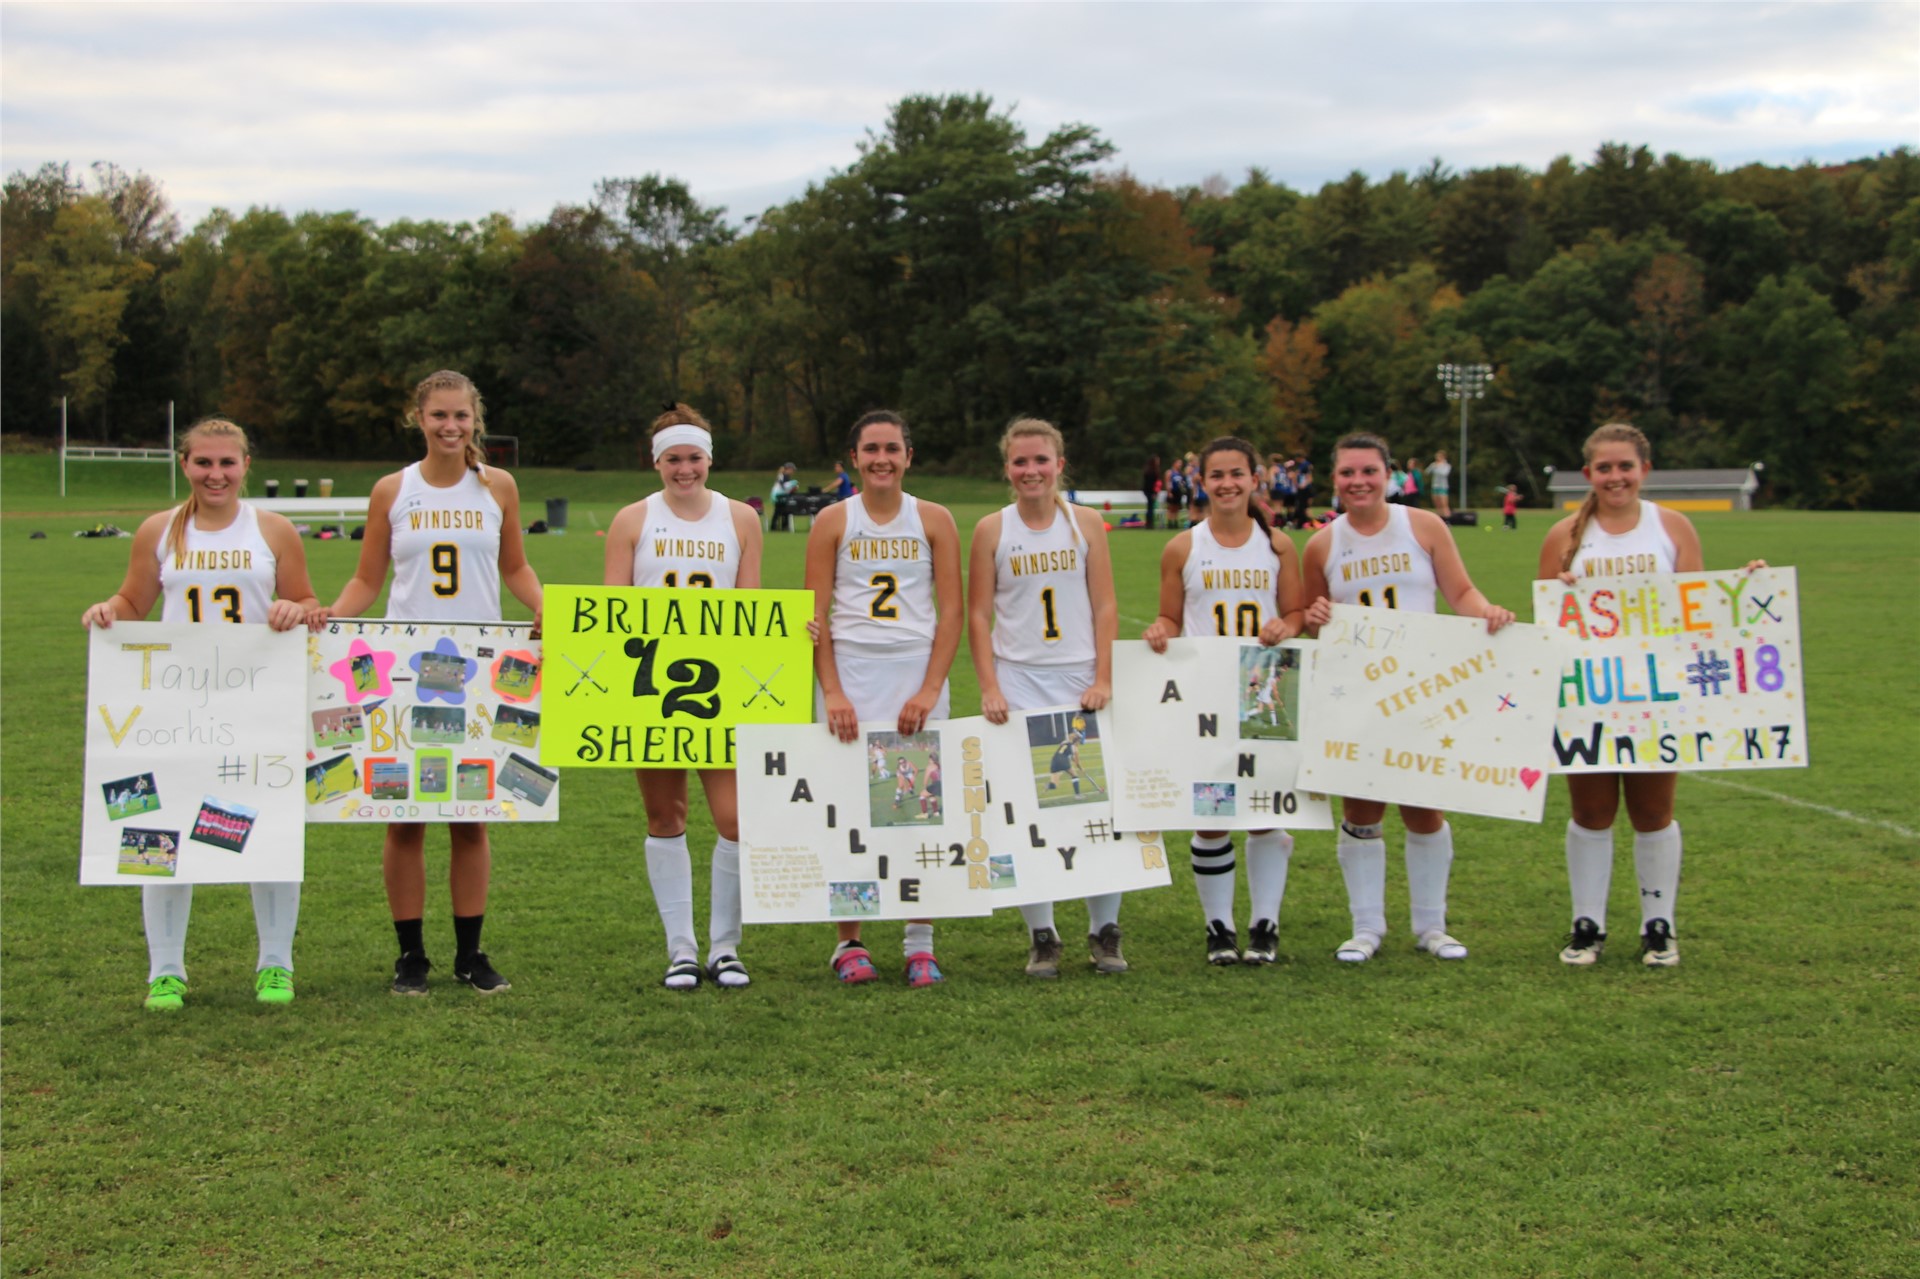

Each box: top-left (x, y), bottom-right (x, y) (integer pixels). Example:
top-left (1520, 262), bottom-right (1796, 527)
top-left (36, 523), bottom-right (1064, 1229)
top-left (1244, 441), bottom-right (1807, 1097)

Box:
top-left (1244, 831), bottom-right (1293, 925)
top-left (709, 837), bottom-right (742, 957)
top-left (902, 921), bottom-right (934, 958)
top-left (1084, 892), bottom-right (1122, 934)
top-left (1405, 822), bottom-right (1454, 938)
top-left (1566, 820), bottom-right (1615, 934)
top-left (1336, 822), bottom-right (1388, 939)
top-left (644, 834), bottom-right (697, 962)
top-left (1189, 835), bottom-right (1237, 932)
top-left (143, 882), bottom-right (194, 981)
top-left (1018, 901), bottom-right (1057, 934)
top-left (251, 882), bottom-right (300, 971)
top-left (1633, 822), bottom-right (1682, 931)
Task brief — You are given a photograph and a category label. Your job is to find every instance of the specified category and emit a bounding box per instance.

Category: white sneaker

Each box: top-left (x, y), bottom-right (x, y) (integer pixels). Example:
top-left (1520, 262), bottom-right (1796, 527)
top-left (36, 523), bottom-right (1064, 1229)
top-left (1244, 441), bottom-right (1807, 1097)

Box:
top-left (1640, 919), bottom-right (1679, 967)
top-left (1418, 930), bottom-right (1468, 961)
top-left (1335, 931), bottom-right (1381, 963)
top-left (1559, 917), bottom-right (1605, 966)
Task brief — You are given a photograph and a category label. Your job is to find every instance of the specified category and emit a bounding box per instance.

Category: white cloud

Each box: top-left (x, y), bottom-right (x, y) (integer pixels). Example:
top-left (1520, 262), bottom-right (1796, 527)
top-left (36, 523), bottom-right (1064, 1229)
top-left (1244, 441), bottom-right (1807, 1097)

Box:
top-left (0, 1), bottom-right (1912, 226)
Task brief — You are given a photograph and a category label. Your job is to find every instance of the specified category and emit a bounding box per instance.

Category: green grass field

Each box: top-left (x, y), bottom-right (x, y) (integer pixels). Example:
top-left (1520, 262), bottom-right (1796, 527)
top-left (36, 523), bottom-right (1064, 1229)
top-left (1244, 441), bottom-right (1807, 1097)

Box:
top-left (3, 451), bottom-right (1917, 1276)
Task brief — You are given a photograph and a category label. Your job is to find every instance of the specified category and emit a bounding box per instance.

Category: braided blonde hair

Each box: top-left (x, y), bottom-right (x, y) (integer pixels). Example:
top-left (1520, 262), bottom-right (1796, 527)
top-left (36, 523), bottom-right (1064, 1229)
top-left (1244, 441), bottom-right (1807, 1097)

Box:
top-left (1562, 423), bottom-right (1652, 573)
top-left (406, 370), bottom-right (491, 488)
top-left (999, 417), bottom-right (1079, 543)
top-left (165, 418), bottom-right (251, 557)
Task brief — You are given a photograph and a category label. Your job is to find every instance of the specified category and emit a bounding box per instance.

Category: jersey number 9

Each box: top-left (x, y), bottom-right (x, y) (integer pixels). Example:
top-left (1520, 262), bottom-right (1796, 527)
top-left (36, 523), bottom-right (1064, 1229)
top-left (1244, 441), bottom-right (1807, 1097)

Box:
top-left (431, 544), bottom-right (460, 597)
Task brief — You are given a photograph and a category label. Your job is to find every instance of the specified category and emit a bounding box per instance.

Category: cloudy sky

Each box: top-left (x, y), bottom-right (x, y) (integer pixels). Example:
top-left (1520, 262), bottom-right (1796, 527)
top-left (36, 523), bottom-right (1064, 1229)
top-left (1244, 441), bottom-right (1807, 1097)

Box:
top-left (2, 2), bottom-right (1914, 229)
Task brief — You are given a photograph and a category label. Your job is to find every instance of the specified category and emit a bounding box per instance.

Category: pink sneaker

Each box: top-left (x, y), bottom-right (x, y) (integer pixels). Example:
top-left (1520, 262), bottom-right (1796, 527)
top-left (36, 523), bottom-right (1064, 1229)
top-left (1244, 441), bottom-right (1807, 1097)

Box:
top-left (904, 951), bottom-right (945, 988)
top-left (832, 946), bottom-right (878, 985)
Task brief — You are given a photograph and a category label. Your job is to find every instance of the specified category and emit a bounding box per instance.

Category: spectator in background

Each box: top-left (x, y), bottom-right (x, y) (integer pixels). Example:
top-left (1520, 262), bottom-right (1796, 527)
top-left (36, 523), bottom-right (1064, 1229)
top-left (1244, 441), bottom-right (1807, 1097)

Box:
top-left (832, 461), bottom-right (856, 499)
top-left (1291, 453), bottom-right (1314, 527)
top-left (1503, 484), bottom-right (1521, 530)
top-left (769, 462), bottom-right (798, 531)
top-left (1165, 458), bottom-right (1188, 529)
top-left (1141, 455), bottom-right (1161, 530)
top-left (1428, 451), bottom-right (1453, 520)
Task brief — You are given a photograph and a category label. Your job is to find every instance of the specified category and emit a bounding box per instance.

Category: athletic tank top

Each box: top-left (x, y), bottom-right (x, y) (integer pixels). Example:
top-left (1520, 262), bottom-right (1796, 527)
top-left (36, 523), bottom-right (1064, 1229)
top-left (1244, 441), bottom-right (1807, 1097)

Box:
top-left (1326, 504), bottom-right (1438, 614)
top-left (157, 502), bottom-right (277, 625)
top-left (1568, 499), bottom-right (1678, 580)
top-left (831, 494), bottom-right (935, 656)
top-left (387, 463), bottom-right (503, 621)
top-left (631, 491), bottom-right (742, 589)
top-left (992, 503), bottom-right (1095, 667)
top-left (1181, 519), bottom-right (1282, 639)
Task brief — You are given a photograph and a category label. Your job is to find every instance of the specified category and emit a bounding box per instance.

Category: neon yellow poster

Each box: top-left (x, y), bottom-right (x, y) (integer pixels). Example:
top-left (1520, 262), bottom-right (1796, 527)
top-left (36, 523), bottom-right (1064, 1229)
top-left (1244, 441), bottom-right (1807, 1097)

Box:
top-left (541, 585), bottom-right (814, 768)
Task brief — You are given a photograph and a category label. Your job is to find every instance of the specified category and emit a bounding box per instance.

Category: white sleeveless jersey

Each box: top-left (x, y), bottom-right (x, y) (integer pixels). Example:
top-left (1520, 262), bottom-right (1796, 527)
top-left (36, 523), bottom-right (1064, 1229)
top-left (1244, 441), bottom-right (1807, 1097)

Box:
top-left (1326, 504), bottom-right (1438, 614)
top-left (387, 463), bottom-right (503, 621)
top-left (1181, 520), bottom-right (1282, 639)
top-left (631, 492), bottom-right (742, 589)
top-left (157, 502), bottom-right (277, 625)
top-left (1569, 499), bottom-right (1678, 580)
top-left (993, 503), bottom-right (1094, 667)
top-left (831, 494), bottom-right (936, 657)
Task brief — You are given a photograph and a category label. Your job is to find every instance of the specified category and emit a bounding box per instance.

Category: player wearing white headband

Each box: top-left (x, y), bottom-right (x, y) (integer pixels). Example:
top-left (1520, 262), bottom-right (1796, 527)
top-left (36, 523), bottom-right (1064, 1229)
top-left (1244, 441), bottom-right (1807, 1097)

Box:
top-left (605, 403), bottom-right (766, 991)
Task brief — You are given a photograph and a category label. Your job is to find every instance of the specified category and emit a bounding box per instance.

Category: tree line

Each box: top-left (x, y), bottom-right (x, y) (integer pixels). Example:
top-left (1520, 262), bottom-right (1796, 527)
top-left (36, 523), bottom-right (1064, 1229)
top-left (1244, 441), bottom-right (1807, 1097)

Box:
top-left (4, 95), bottom-right (1915, 508)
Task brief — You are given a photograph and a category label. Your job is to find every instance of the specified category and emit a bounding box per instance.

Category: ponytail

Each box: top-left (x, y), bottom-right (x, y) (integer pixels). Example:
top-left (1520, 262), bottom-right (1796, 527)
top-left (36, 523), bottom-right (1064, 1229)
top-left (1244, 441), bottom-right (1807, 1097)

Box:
top-left (1560, 490), bottom-right (1602, 574)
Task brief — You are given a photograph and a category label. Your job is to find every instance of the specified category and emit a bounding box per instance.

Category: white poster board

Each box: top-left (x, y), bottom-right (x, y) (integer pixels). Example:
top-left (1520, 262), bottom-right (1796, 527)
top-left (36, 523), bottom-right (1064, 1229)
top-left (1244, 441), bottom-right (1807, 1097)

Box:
top-left (81, 622), bottom-right (306, 885)
top-left (1532, 568), bottom-right (1808, 772)
top-left (737, 714), bottom-right (1171, 923)
top-left (1295, 606), bottom-right (1568, 821)
top-left (1106, 638), bottom-right (1334, 832)
top-left (306, 619), bottom-right (558, 822)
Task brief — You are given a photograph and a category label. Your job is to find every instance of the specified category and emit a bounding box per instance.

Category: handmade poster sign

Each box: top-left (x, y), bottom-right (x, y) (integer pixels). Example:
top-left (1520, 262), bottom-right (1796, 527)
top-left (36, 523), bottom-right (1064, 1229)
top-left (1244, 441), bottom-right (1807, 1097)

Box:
top-left (1295, 606), bottom-right (1567, 821)
top-left (82, 622), bottom-right (306, 884)
top-left (306, 619), bottom-right (558, 822)
top-left (1106, 638), bottom-right (1333, 833)
top-left (975, 705), bottom-right (1172, 908)
top-left (1532, 567), bottom-right (1806, 773)
top-left (737, 714), bottom-right (1171, 923)
top-left (541, 585), bottom-right (813, 769)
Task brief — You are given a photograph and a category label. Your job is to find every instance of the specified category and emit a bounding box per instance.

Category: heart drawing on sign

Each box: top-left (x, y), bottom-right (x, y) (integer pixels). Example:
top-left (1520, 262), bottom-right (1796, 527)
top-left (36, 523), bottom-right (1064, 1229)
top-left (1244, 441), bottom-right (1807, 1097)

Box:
top-left (1520, 768), bottom-right (1543, 790)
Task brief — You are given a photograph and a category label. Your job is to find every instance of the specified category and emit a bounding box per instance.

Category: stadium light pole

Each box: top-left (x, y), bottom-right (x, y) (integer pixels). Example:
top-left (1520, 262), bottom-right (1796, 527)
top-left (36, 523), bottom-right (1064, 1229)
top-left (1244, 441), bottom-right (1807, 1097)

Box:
top-left (1437, 363), bottom-right (1493, 513)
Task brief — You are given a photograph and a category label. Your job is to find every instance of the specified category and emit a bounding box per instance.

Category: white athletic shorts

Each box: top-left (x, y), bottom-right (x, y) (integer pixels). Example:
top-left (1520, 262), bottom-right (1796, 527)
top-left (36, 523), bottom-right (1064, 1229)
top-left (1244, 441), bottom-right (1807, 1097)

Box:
top-left (817, 649), bottom-right (952, 724)
top-left (995, 658), bottom-right (1095, 713)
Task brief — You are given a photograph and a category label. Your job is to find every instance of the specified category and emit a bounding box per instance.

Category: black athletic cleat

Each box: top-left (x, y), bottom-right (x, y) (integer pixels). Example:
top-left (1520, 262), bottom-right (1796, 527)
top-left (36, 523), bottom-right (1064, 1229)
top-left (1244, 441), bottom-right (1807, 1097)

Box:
top-left (1243, 919), bottom-right (1279, 965)
top-left (1205, 920), bottom-right (1241, 966)
top-left (454, 951), bottom-right (512, 993)
top-left (391, 951), bottom-right (431, 996)
top-left (1560, 916), bottom-right (1606, 966)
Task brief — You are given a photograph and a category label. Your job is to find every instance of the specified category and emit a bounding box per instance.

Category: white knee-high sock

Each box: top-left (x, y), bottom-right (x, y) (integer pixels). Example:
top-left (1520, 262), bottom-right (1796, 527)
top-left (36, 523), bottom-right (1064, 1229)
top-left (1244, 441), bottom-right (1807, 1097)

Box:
top-left (1336, 823), bottom-right (1388, 939)
top-left (902, 921), bottom-right (934, 958)
top-left (1244, 831), bottom-right (1294, 925)
top-left (709, 837), bottom-right (742, 957)
top-left (1189, 835), bottom-right (1237, 931)
top-left (143, 883), bottom-right (194, 981)
top-left (1405, 822), bottom-right (1454, 937)
top-left (1634, 822), bottom-right (1682, 930)
top-left (1018, 901), bottom-right (1057, 933)
top-left (251, 882), bottom-right (300, 971)
top-left (1566, 820), bottom-right (1615, 933)
top-left (1083, 892), bottom-right (1122, 934)
top-left (644, 834), bottom-right (697, 961)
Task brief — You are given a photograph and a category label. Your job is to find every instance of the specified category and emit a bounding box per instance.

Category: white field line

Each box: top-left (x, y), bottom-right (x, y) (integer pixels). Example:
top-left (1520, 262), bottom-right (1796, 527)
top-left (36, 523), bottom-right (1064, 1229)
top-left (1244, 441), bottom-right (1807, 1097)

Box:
top-left (1687, 774), bottom-right (1918, 841)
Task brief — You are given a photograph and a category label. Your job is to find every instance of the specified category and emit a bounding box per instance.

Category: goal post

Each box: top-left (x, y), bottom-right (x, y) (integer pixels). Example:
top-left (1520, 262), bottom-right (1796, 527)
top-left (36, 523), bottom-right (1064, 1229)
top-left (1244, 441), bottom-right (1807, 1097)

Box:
top-left (60, 399), bottom-right (177, 500)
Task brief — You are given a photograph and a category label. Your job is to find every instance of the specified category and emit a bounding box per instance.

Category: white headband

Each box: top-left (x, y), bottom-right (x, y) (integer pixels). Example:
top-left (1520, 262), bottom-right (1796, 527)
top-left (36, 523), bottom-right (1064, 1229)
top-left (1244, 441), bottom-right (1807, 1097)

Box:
top-left (652, 424), bottom-right (713, 461)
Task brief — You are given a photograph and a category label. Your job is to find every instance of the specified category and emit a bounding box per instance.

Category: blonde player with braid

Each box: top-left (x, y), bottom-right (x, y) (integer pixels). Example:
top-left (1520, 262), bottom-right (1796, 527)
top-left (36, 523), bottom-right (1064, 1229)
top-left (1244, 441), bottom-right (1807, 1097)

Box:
top-left (1143, 437), bottom-right (1306, 968)
top-left (1303, 431), bottom-right (1513, 966)
top-left (83, 418), bottom-right (318, 1010)
top-left (968, 418), bottom-right (1124, 978)
top-left (807, 410), bottom-right (964, 987)
top-left (313, 371), bottom-right (542, 996)
top-left (605, 403), bottom-right (765, 990)
top-left (1539, 423), bottom-right (1764, 967)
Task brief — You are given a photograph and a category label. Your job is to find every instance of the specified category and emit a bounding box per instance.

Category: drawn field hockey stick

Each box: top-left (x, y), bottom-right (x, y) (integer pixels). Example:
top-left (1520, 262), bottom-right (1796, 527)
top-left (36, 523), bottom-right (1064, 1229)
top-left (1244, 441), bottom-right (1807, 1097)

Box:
top-left (564, 652), bottom-right (607, 695)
